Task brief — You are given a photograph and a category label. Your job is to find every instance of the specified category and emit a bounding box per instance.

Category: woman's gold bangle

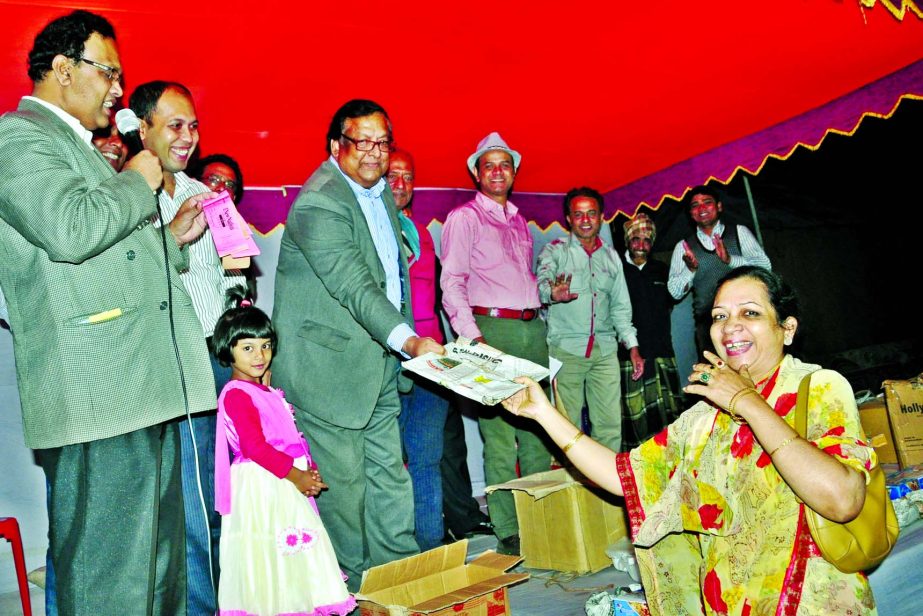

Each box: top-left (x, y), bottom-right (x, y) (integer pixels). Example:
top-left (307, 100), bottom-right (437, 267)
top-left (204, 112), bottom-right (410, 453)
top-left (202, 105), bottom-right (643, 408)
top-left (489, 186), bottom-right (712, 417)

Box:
top-left (768, 435), bottom-right (799, 457)
top-left (562, 431), bottom-right (584, 454)
top-left (728, 388), bottom-right (759, 420)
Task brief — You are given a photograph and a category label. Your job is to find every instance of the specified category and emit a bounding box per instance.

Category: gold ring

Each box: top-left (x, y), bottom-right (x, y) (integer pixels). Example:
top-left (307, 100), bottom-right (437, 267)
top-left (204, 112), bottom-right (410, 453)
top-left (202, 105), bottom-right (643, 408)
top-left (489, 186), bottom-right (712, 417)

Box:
top-left (700, 372), bottom-right (711, 383)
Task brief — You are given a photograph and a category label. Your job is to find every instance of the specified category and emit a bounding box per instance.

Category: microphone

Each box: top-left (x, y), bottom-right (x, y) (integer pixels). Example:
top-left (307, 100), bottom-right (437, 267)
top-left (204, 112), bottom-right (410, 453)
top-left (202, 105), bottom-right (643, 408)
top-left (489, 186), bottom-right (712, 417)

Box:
top-left (115, 108), bottom-right (162, 197)
top-left (115, 108), bottom-right (145, 157)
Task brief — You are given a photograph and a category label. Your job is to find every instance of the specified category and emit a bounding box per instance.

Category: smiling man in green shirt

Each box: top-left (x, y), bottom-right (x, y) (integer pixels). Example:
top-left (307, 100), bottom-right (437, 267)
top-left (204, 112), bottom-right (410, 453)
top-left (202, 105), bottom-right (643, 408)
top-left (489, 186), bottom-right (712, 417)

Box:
top-left (537, 187), bottom-right (643, 452)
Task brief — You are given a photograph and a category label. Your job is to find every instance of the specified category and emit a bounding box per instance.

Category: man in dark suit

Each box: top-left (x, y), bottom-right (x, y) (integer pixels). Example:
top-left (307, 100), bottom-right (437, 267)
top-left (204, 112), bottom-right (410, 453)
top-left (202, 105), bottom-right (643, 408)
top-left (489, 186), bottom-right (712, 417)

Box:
top-left (272, 99), bottom-right (443, 590)
top-left (0, 10), bottom-right (214, 615)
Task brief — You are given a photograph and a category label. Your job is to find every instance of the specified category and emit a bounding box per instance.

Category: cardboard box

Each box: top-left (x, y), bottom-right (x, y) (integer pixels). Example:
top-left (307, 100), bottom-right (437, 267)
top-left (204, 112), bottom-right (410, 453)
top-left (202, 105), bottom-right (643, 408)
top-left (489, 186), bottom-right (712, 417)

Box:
top-left (859, 398), bottom-right (899, 466)
top-left (486, 468), bottom-right (628, 573)
top-left (883, 377), bottom-right (923, 468)
top-left (356, 539), bottom-right (528, 616)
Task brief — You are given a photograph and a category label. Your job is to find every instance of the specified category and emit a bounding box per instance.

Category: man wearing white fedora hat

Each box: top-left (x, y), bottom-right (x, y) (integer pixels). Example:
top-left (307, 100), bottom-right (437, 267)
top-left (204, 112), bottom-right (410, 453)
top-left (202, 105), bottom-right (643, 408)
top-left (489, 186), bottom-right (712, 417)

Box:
top-left (440, 132), bottom-right (551, 555)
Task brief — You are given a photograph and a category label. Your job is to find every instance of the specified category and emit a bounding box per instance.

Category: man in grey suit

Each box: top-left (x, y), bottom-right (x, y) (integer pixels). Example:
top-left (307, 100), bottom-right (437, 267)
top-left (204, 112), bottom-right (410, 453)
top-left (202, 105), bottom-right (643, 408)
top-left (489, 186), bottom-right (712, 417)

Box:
top-left (0, 11), bottom-right (214, 614)
top-left (272, 99), bottom-right (444, 590)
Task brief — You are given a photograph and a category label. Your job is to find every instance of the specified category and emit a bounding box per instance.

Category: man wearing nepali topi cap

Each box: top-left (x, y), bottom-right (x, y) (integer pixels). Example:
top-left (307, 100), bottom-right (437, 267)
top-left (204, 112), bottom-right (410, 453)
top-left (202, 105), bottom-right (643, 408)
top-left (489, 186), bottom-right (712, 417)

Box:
top-left (619, 213), bottom-right (685, 448)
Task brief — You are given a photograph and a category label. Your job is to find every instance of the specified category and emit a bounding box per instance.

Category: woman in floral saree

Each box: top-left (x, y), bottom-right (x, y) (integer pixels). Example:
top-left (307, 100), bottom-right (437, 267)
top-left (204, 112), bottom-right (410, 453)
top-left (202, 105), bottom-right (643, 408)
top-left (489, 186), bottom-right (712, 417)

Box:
top-left (503, 267), bottom-right (877, 615)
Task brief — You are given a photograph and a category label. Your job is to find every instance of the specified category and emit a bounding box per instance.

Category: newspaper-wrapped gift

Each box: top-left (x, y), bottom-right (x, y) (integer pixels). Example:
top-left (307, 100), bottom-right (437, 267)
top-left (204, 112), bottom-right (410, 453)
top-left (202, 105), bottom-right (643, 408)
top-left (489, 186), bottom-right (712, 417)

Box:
top-left (402, 336), bottom-right (549, 405)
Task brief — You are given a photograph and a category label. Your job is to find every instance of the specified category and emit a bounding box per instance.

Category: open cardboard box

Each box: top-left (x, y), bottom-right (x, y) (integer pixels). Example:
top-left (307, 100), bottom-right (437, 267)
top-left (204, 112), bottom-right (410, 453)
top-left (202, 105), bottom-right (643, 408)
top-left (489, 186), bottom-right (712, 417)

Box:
top-left (486, 468), bottom-right (628, 574)
top-left (356, 539), bottom-right (529, 616)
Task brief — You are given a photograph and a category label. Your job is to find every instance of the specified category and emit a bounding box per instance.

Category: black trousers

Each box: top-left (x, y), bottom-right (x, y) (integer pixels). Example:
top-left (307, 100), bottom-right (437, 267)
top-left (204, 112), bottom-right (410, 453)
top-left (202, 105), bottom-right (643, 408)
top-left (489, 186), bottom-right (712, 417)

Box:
top-left (440, 399), bottom-right (488, 536)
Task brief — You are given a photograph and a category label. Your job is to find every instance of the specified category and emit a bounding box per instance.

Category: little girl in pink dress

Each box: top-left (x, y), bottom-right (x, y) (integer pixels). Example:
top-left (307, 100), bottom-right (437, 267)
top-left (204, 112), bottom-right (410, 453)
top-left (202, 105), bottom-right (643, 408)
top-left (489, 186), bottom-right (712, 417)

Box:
top-left (212, 289), bottom-right (355, 615)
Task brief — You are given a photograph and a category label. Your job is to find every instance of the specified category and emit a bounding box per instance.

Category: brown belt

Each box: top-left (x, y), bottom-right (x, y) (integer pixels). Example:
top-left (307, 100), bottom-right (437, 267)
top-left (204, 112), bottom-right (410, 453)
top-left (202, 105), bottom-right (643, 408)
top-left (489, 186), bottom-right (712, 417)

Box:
top-left (471, 306), bottom-right (539, 321)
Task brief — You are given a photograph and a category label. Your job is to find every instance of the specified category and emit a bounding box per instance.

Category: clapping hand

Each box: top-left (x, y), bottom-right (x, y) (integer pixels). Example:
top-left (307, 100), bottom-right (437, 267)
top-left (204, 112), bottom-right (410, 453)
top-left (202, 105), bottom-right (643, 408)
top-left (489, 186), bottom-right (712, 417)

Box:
top-left (681, 240), bottom-right (699, 271)
top-left (713, 234), bottom-right (730, 264)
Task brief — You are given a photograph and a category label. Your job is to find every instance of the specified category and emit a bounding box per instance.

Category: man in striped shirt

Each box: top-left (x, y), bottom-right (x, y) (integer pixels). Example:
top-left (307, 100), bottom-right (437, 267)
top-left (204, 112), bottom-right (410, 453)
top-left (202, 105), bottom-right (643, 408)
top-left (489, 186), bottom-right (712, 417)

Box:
top-left (667, 185), bottom-right (771, 361)
top-left (131, 80), bottom-right (244, 615)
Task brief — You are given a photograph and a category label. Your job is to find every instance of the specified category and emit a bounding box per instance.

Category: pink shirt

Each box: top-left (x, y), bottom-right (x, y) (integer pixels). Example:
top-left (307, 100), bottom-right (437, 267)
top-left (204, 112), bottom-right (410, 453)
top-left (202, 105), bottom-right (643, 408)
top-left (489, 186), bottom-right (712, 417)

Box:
top-left (224, 387), bottom-right (296, 479)
top-left (405, 215), bottom-right (444, 343)
top-left (440, 192), bottom-right (541, 340)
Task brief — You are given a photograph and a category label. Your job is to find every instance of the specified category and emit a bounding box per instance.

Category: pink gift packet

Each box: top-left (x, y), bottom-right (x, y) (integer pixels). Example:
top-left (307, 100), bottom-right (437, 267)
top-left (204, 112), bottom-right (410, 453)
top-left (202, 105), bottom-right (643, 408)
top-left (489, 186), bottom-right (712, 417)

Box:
top-left (202, 191), bottom-right (260, 258)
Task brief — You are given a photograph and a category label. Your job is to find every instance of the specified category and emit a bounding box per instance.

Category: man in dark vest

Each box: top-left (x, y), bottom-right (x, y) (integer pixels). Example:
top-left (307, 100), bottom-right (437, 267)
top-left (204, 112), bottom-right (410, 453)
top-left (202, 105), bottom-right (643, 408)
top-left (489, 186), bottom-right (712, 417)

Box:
top-left (667, 185), bottom-right (770, 350)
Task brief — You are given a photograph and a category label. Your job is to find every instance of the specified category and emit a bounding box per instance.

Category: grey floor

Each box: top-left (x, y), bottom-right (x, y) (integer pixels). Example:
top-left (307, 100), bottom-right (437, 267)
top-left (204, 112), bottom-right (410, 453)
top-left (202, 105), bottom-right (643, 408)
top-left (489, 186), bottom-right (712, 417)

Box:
top-left (0, 586), bottom-right (42, 616)
top-left (0, 534), bottom-right (634, 616)
top-left (468, 532), bottom-right (635, 616)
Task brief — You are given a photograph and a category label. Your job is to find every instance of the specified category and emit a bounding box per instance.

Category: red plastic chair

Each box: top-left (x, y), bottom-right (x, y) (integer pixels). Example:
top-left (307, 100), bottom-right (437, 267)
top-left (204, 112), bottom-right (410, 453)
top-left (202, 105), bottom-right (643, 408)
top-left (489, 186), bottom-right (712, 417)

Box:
top-left (0, 517), bottom-right (32, 616)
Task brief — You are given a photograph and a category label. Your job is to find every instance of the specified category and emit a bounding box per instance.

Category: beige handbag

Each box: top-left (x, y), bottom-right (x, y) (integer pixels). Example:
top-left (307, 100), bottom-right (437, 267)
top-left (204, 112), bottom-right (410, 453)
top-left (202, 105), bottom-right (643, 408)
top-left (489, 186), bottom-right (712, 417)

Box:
top-left (794, 372), bottom-right (900, 573)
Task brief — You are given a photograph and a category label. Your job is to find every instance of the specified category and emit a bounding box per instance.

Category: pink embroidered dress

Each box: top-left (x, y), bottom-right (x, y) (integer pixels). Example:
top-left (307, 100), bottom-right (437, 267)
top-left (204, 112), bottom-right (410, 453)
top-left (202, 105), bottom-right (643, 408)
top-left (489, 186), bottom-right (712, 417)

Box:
top-left (215, 380), bottom-right (355, 616)
top-left (615, 356), bottom-right (878, 615)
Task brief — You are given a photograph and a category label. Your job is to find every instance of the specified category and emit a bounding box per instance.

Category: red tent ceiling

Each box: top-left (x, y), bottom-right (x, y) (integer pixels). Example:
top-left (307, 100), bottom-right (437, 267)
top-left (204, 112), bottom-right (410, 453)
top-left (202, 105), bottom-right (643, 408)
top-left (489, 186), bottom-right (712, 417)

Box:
top-left (1, 1), bottom-right (921, 200)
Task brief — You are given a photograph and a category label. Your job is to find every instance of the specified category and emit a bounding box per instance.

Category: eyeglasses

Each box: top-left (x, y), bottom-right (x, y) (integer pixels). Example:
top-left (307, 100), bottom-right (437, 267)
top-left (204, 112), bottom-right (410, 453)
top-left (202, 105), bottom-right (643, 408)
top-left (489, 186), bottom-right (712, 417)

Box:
top-left (203, 175), bottom-right (239, 194)
top-left (77, 57), bottom-right (122, 84)
top-left (340, 134), bottom-right (394, 153)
